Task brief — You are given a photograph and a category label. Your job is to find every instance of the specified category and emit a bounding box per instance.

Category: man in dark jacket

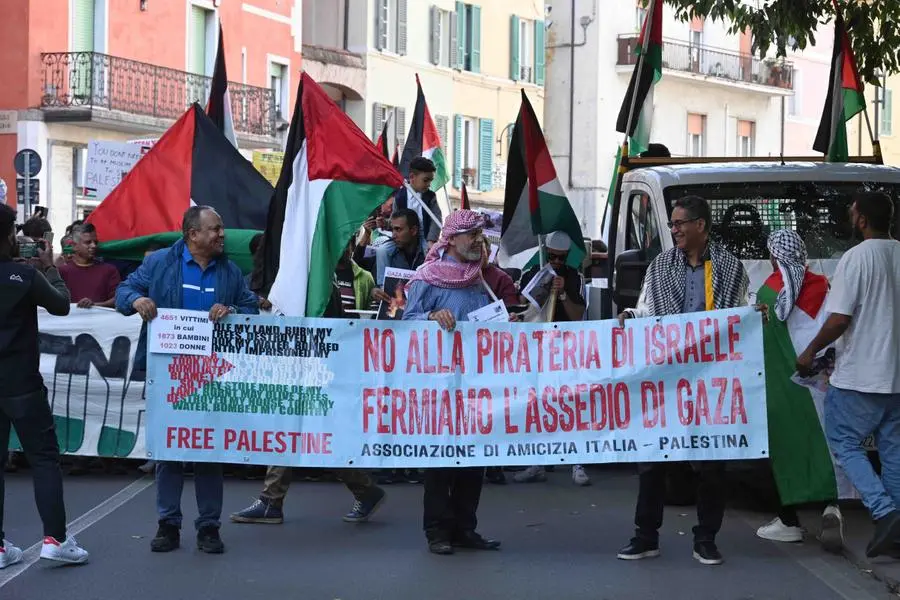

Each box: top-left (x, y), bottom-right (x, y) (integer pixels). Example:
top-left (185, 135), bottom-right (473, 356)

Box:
top-left (116, 206), bottom-right (258, 555)
top-left (0, 204), bottom-right (89, 566)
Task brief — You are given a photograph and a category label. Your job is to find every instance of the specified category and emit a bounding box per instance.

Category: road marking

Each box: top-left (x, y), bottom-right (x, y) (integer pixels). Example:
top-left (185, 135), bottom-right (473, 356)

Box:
top-left (0, 475), bottom-right (153, 589)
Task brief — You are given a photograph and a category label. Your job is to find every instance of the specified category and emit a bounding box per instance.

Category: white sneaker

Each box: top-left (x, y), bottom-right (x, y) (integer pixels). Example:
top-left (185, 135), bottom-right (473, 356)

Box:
top-left (513, 466), bottom-right (547, 483)
top-left (819, 504), bottom-right (845, 554)
top-left (572, 465), bottom-right (591, 486)
top-left (40, 536), bottom-right (89, 564)
top-left (0, 540), bottom-right (23, 569)
top-left (756, 517), bottom-right (803, 542)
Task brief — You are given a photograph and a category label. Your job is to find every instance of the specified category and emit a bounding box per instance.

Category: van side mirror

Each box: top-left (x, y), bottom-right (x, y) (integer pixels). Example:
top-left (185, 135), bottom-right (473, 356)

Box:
top-left (613, 249), bottom-right (650, 310)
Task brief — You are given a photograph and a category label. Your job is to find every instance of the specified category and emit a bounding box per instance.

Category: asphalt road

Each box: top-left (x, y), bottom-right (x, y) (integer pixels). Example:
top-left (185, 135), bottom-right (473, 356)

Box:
top-left (0, 466), bottom-right (892, 600)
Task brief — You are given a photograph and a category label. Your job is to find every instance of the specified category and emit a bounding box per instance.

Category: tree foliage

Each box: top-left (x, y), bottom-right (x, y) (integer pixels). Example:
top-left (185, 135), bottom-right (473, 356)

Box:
top-left (661, 0), bottom-right (895, 85)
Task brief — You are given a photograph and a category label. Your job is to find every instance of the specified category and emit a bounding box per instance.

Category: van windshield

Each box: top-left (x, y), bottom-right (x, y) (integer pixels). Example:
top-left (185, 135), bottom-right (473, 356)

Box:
top-left (663, 181), bottom-right (900, 261)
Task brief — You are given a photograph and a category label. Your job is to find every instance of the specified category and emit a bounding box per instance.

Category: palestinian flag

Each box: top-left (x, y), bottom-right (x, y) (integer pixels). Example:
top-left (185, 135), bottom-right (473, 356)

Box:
top-left (206, 23), bottom-right (237, 148)
top-left (460, 180), bottom-right (470, 210)
top-left (262, 72), bottom-right (403, 317)
top-left (813, 6), bottom-right (865, 162)
top-left (757, 270), bottom-right (859, 504)
top-left (392, 144), bottom-right (400, 170)
top-left (85, 104), bottom-right (272, 273)
top-left (497, 90), bottom-right (585, 269)
top-left (374, 113), bottom-right (393, 162)
top-left (399, 74), bottom-right (449, 191)
top-left (615, 0), bottom-right (662, 155)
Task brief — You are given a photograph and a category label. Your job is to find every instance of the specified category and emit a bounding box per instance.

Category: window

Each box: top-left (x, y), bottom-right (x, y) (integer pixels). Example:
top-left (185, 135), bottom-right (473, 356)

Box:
top-left (189, 4), bottom-right (214, 75)
top-left (430, 7), bottom-right (456, 68)
top-left (881, 88), bottom-right (893, 136)
top-left (635, 2), bottom-right (647, 31)
top-left (510, 16), bottom-right (545, 84)
top-left (689, 18), bottom-right (704, 74)
top-left (375, 0), bottom-right (407, 55)
top-left (372, 103), bottom-right (406, 151)
top-left (269, 62), bottom-right (288, 120)
top-left (453, 115), bottom-right (494, 192)
top-left (72, 0), bottom-right (96, 53)
top-left (737, 120), bottom-right (755, 157)
top-left (626, 192), bottom-right (662, 260)
top-left (687, 113), bottom-right (706, 157)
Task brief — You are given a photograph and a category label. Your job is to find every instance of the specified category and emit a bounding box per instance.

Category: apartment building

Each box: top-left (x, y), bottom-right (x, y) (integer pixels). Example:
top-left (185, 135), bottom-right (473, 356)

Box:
top-left (0, 0), bottom-right (300, 235)
top-left (303, 0), bottom-right (546, 210)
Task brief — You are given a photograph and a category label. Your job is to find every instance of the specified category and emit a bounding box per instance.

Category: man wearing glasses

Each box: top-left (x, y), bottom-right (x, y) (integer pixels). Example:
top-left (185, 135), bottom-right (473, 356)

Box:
top-left (616, 195), bottom-right (750, 566)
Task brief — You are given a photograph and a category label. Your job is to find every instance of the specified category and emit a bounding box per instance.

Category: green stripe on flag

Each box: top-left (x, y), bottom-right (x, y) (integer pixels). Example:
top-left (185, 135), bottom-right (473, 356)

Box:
top-left (99, 229), bottom-right (261, 274)
top-left (307, 180), bottom-right (397, 316)
top-left (757, 284), bottom-right (838, 505)
top-left (430, 147), bottom-right (450, 191)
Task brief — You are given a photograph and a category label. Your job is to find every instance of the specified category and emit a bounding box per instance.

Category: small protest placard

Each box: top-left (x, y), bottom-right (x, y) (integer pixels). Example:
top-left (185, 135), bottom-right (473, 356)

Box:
top-left (149, 309), bottom-right (214, 356)
top-left (377, 268), bottom-right (416, 320)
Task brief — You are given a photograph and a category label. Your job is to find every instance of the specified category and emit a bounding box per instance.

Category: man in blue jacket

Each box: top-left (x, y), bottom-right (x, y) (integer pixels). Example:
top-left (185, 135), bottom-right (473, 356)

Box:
top-left (116, 206), bottom-right (258, 555)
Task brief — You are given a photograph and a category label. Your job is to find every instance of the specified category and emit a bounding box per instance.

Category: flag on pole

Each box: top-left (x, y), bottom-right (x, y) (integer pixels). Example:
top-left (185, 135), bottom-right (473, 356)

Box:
top-left (399, 74), bottom-right (449, 191)
top-left (206, 23), bottom-right (237, 149)
top-left (460, 181), bottom-right (470, 210)
top-left (85, 105), bottom-right (272, 272)
top-left (498, 90), bottom-right (585, 270)
top-left (262, 73), bottom-right (404, 317)
top-left (615, 0), bottom-right (662, 156)
top-left (374, 112), bottom-right (393, 162)
top-left (392, 144), bottom-right (400, 170)
top-left (813, 4), bottom-right (865, 162)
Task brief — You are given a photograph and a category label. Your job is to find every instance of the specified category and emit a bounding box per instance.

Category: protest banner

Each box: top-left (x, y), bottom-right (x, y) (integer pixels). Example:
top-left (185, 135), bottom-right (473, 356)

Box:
top-left (8, 308), bottom-right (147, 458)
top-left (84, 140), bottom-right (146, 200)
top-left (145, 307), bottom-right (768, 468)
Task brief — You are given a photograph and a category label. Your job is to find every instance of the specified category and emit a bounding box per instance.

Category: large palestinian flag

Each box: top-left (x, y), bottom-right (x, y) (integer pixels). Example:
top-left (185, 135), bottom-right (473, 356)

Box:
top-left (262, 72), bottom-right (403, 317)
top-left (813, 6), bottom-right (865, 162)
top-left (399, 74), bottom-right (449, 191)
top-left (757, 269), bottom-right (859, 504)
top-left (86, 104), bottom-right (273, 273)
top-left (206, 23), bottom-right (237, 148)
top-left (497, 90), bottom-right (584, 269)
top-left (615, 0), bottom-right (662, 155)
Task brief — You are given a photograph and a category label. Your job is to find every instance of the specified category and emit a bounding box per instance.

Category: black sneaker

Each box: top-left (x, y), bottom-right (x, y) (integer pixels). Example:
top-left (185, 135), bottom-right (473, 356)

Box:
top-left (197, 526), bottom-right (224, 554)
top-left (867, 510), bottom-right (900, 558)
top-left (150, 523), bottom-right (180, 553)
top-left (616, 538), bottom-right (660, 560)
top-left (692, 541), bottom-right (724, 565)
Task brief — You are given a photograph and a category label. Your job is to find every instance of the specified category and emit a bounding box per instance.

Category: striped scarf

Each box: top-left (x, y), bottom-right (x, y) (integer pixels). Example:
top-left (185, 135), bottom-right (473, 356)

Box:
top-left (641, 242), bottom-right (748, 316)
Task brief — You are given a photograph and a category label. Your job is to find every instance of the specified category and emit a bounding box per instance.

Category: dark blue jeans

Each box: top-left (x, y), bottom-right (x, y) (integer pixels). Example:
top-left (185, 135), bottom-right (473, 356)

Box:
top-left (155, 461), bottom-right (223, 530)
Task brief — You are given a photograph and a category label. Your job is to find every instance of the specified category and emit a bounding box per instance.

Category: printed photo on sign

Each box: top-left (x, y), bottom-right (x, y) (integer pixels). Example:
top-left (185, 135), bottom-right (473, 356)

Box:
top-left (378, 268), bottom-right (416, 320)
top-left (521, 264), bottom-right (557, 309)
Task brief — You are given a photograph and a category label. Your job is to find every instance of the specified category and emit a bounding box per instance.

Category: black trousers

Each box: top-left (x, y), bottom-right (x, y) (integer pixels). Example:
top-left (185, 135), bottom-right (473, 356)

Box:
top-left (635, 462), bottom-right (725, 544)
top-left (0, 387), bottom-right (67, 540)
top-left (423, 467), bottom-right (484, 539)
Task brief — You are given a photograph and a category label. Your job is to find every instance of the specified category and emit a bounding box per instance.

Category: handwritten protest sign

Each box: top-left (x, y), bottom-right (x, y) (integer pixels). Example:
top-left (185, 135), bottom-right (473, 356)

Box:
top-left (84, 141), bottom-right (146, 200)
top-left (145, 307), bottom-right (768, 467)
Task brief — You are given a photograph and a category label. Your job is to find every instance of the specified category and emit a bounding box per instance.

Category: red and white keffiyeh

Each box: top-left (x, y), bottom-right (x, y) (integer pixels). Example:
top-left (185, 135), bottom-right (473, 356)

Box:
top-left (408, 209), bottom-right (486, 289)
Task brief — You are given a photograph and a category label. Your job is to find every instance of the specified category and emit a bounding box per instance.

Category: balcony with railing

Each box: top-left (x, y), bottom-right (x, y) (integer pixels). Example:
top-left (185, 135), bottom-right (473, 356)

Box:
top-left (40, 52), bottom-right (277, 141)
top-left (616, 35), bottom-right (793, 92)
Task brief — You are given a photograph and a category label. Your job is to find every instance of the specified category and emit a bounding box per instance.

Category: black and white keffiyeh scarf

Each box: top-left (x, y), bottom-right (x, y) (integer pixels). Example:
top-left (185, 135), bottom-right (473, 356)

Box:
top-left (640, 242), bottom-right (748, 317)
top-left (767, 229), bottom-right (807, 321)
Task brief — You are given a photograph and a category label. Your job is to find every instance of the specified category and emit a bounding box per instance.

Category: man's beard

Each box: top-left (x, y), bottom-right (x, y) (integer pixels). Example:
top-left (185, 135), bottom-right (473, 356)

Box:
top-left (460, 244), bottom-right (483, 262)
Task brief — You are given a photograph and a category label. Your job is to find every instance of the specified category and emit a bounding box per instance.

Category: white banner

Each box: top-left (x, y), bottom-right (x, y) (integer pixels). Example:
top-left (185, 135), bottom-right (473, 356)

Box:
top-left (84, 141), bottom-right (147, 200)
top-left (12, 308), bottom-right (148, 458)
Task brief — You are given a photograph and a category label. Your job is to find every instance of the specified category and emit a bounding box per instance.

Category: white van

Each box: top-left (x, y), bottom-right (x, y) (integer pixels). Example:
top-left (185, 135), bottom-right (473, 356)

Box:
top-left (593, 158), bottom-right (900, 319)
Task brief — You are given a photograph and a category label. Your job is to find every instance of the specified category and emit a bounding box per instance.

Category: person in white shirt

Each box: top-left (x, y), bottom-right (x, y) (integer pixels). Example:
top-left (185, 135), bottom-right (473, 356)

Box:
top-left (797, 191), bottom-right (900, 559)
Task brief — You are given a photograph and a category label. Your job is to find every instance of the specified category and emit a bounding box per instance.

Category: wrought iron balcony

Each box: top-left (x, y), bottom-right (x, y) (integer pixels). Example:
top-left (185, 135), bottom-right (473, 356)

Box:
top-left (40, 52), bottom-right (277, 138)
top-left (616, 35), bottom-right (793, 91)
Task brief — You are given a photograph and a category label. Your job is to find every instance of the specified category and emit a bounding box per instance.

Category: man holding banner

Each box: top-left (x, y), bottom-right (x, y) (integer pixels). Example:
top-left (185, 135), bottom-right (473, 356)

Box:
top-left (616, 195), bottom-right (751, 566)
top-left (403, 209), bottom-right (501, 555)
top-left (116, 206), bottom-right (258, 555)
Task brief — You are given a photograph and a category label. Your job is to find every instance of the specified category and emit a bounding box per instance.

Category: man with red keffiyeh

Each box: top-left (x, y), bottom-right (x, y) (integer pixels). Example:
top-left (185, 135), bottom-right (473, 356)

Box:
top-left (403, 209), bottom-right (502, 555)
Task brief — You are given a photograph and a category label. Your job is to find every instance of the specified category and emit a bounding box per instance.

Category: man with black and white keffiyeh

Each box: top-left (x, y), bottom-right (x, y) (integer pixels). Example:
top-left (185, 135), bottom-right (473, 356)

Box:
top-left (616, 195), bottom-right (757, 567)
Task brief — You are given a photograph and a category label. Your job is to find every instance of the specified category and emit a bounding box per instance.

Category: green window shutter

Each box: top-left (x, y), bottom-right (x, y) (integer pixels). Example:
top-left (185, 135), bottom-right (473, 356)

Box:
top-left (453, 114), bottom-right (463, 189)
top-left (397, 0), bottom-right (408, 56)
top-left (190, 5), bottom-right (208, 75)
top-left (470, 5), bottom-right (481, 73)
top-left (478, 118), bottom-right (494, 192)
top-left (510, 15), bottom-right (520, 81)
top-left (535, 20), bottom-right (546, 85)
top-left (72, 0), bottom-right (95, 53)
top-left (375, 0), bottom-right (387, 51)
top-left (455, 2), bottom-right (466, 70)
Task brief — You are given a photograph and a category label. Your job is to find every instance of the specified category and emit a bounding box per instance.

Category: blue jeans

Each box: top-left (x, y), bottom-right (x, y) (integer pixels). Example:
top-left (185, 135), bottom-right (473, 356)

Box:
top-left (155, 461), bottom-right (223, 530)
top-left (825, 386), bottom-right (900, 520)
